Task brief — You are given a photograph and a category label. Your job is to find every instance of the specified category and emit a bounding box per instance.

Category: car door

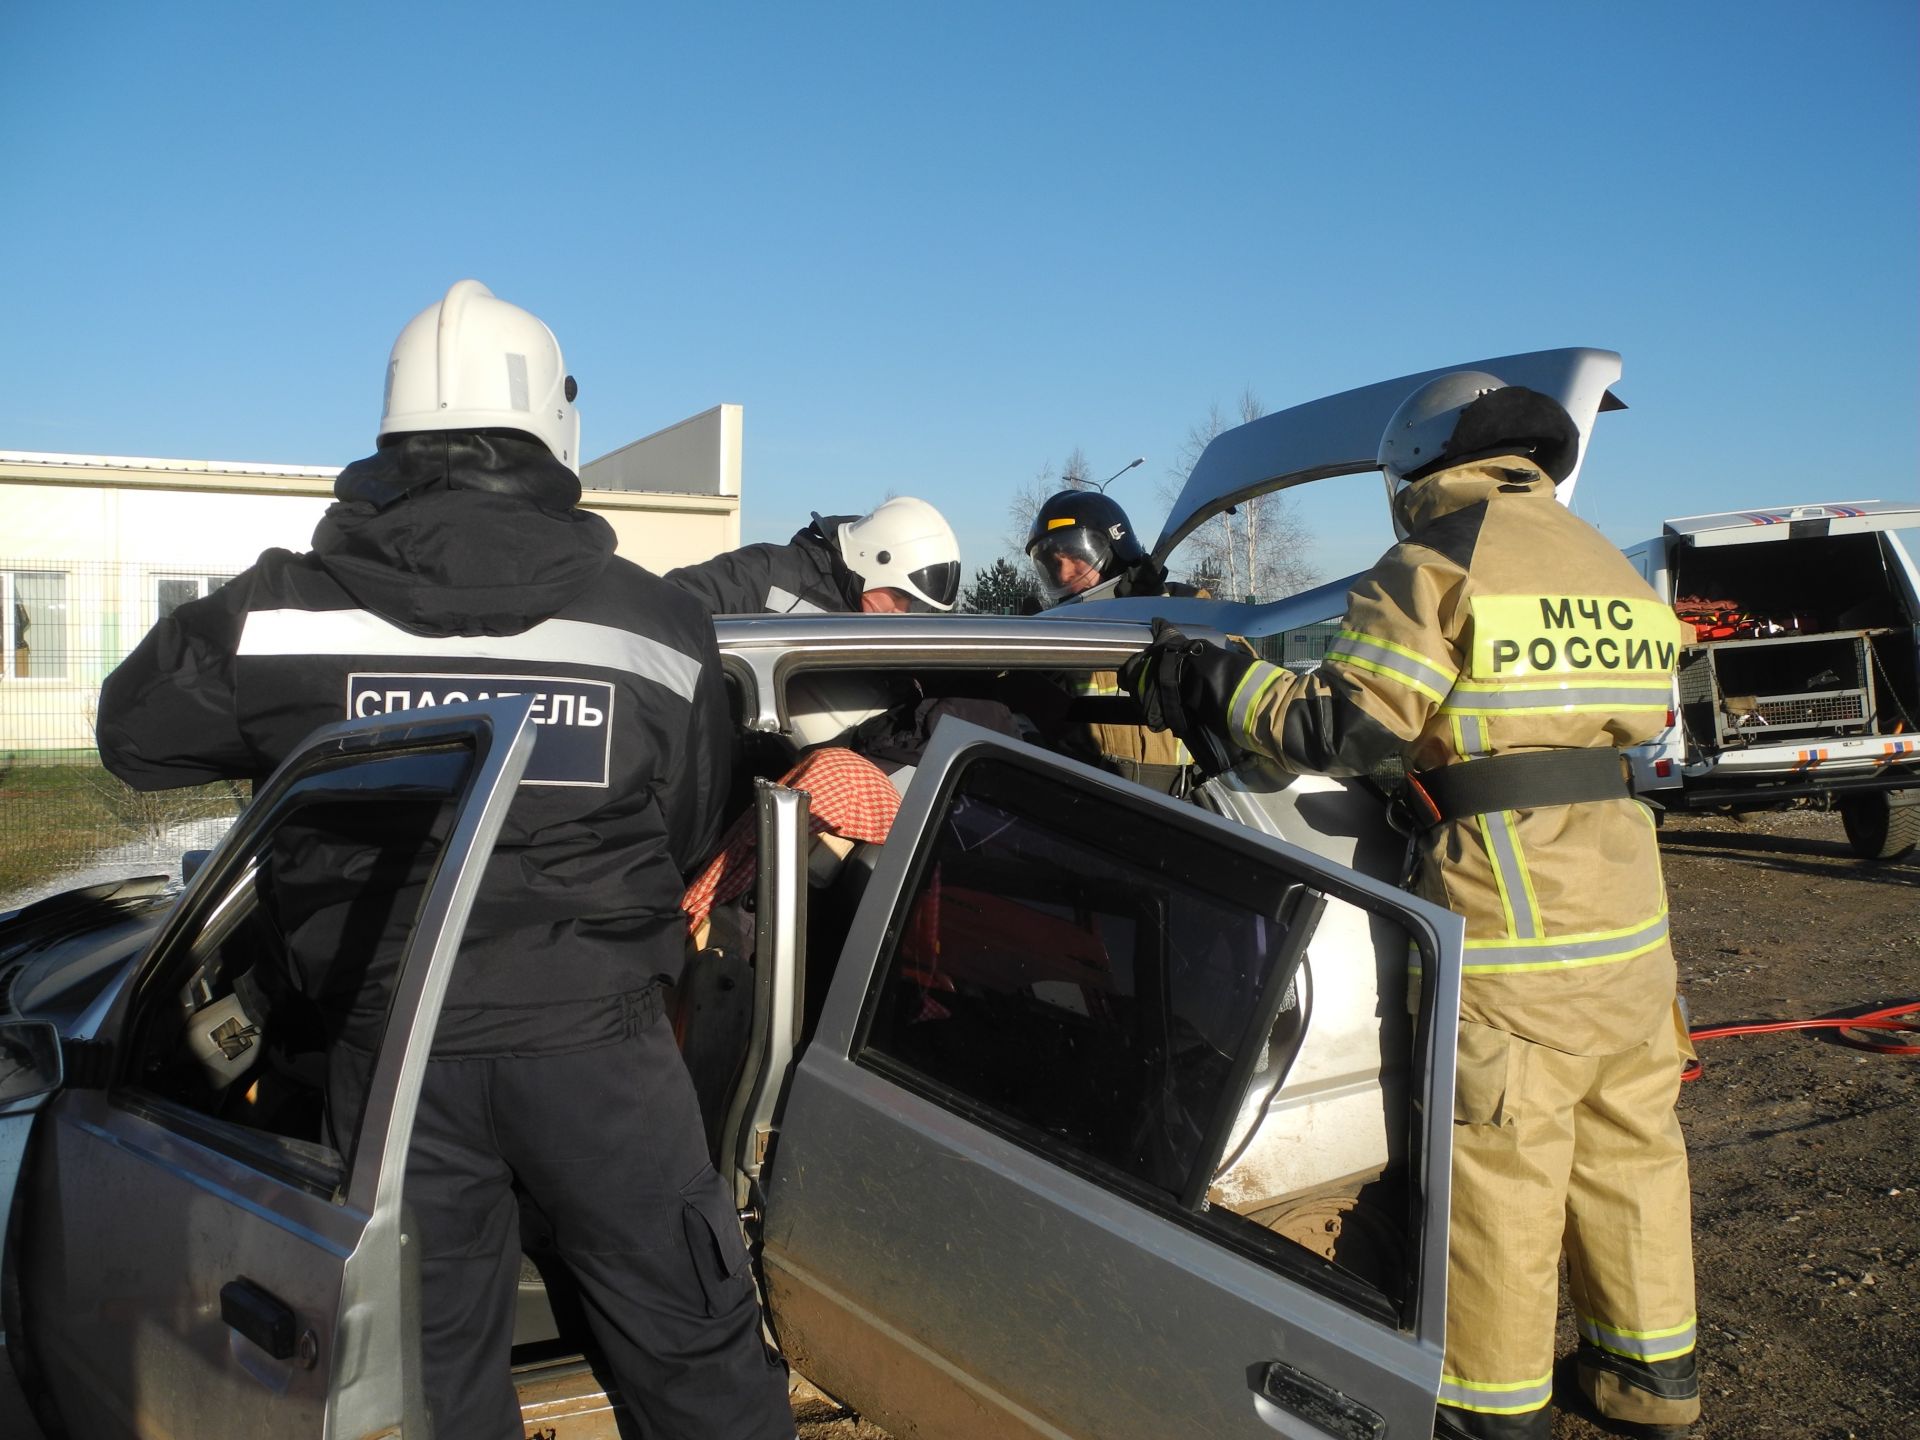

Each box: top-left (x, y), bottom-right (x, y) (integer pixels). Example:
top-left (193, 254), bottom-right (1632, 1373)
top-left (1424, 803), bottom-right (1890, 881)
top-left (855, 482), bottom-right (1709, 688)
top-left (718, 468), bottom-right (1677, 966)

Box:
top-left (762, 720), bottom-right (1464, 1440)
top-left (18, 697), bottom-right (533, 1440)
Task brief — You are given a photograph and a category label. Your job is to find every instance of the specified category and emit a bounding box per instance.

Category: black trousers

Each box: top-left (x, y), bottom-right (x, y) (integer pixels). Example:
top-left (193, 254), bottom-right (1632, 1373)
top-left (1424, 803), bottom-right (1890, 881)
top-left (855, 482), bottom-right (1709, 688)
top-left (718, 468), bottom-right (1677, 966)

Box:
top-left (368, 1018), bottom-right (793, 1439)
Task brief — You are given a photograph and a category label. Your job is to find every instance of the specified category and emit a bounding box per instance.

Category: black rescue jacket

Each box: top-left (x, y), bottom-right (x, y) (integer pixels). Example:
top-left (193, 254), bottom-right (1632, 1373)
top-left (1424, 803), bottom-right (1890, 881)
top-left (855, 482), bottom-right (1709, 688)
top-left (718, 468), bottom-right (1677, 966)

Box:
top-left (98, 432), bottom-right (731, 1055)
top-left (665, 514), bottom-right (863, 614)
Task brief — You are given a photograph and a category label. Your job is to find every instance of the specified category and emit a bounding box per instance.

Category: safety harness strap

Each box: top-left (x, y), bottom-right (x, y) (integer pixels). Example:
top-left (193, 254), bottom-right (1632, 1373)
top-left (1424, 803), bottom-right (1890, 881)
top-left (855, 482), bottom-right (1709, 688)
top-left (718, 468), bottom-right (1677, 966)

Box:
top-left (1408, 747), bottom-right (1629, 826)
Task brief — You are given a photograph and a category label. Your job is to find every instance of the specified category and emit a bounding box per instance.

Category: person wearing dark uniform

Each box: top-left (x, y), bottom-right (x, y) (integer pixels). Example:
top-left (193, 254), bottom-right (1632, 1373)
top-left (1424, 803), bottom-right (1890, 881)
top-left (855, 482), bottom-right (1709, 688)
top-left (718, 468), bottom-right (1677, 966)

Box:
top-left (666, 496), bottom-right (962, 615)
top-left (96, 280), bottom-right (794, 1440)
top-left (1025, 489), bottom-right (1208, 789)
top-left (1122, 374), bottom-right (1699, 1440)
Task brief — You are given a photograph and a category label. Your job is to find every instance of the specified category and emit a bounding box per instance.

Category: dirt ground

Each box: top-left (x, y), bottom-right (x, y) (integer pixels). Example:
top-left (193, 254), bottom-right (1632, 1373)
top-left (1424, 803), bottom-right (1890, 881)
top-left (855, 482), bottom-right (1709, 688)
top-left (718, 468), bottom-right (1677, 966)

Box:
top-left (797, 807), bottom-right (1920, 1440)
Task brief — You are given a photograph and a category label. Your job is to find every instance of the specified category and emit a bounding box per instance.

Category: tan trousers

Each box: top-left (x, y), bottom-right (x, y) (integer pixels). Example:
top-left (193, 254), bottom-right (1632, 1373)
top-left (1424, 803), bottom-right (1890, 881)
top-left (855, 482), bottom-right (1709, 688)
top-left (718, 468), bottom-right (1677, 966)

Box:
top-left (1438, 1016), bottom-right (1700, 1430)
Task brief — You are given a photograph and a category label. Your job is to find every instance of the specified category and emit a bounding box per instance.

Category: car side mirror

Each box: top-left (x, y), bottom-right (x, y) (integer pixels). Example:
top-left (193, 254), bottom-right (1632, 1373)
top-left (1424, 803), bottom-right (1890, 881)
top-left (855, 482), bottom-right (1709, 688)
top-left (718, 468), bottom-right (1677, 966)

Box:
top-left (0, 1020), bottom-right (64, 1106)
top-left (181, 849), bottom-right (212, 884)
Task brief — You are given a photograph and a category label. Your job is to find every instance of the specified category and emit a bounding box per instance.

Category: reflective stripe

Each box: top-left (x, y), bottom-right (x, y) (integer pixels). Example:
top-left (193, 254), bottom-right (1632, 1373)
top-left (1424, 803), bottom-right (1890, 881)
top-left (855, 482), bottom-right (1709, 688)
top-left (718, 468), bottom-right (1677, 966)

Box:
top-left (1454, 713), bottom-right (1491, 760)
top-left (1479, 807), bottom-right (1541, 940)
top-left (1227, 660), bottom-right (1287, 748)
top-left (765, 586), bottom-right (828, 615)
top-left (238, 608), bottom-right (703, 702)
top-left (1442, 680), bottom-right (1672, 714)
top-left (1324, 629), bottom-right (1456, 702)
top-left (1078, 673), bottom-right (1195, 763)
top-left (1463, 909), bottom-right (1670, 974)
top-left (1578, 1312), bottom-right (1698, 1363)
top-left (1437, 1372), bottom-right (1554, 1415)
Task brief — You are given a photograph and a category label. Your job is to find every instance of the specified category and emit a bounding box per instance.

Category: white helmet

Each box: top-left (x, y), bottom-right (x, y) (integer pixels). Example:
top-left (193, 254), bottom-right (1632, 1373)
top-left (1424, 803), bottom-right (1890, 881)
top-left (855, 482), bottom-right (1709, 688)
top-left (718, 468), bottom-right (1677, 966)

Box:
top-left (379, 279), bottom-right (581, 473)
top-left (836, 497), bottom-right (962, 612)
top-left (1377, 370), bottom-right (1508, 490)
top-left (1377, 371), bottom-right (1580, 539)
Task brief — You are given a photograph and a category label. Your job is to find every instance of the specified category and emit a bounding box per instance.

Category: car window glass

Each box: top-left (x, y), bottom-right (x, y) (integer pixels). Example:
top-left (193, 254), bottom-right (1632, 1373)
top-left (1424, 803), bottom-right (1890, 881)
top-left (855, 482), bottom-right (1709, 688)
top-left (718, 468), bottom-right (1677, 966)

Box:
top-left (857, 752), bottom-right (1424, 1317)
top-left (120, 741), bottom-right (479, 1195)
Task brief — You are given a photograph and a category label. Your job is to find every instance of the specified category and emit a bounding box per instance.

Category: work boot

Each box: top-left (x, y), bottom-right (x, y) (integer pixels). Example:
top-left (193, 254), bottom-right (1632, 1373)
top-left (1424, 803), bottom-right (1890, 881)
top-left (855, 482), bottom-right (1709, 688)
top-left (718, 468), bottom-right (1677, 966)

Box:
top-left (1576, 1340), bottom-right (1700, 1436)
top-left (1433, 1401), bottom-right (1550, 1440)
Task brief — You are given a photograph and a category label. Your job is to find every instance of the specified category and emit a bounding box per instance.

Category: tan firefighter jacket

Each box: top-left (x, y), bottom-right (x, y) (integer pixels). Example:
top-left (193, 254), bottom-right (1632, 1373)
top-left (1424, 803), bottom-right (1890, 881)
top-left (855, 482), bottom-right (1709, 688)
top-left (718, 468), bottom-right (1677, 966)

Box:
top-left (1227, 457), bottom-right (1681, 1053)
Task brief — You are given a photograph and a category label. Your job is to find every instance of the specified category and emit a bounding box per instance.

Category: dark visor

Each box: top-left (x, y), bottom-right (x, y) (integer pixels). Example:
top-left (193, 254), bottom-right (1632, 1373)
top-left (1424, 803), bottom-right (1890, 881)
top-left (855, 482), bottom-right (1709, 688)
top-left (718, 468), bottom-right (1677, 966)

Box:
top-left (907, 560), bottom-right (961, 610)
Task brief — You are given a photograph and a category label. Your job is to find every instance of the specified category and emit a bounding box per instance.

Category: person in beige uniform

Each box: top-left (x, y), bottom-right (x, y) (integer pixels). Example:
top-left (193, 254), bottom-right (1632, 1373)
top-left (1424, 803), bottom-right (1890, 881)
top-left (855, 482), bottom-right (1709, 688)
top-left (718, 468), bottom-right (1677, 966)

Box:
top-left (1121, 372), bottom-right (1699, 1440)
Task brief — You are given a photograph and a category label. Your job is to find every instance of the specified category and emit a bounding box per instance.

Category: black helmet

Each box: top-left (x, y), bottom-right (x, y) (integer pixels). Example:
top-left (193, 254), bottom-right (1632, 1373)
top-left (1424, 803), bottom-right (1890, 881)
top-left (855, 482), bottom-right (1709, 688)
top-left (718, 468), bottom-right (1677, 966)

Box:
top-left (1025, 490), bottom-right (1147, 605)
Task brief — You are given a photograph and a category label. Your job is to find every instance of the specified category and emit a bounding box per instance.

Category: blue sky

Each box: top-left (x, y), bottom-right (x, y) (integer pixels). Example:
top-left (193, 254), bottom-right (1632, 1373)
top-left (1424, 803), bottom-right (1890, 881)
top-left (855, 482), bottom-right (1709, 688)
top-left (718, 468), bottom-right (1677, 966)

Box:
top-left (3, 2), bottom-right (1914, 583)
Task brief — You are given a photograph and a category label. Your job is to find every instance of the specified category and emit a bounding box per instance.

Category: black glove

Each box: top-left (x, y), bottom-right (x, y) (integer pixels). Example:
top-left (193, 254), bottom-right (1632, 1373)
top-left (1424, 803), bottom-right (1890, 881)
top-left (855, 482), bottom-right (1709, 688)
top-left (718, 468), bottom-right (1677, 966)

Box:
top-left (1112, 557), bottom-right (1169, 599)
top-left (1117, 618), bottom-right (1257, 777)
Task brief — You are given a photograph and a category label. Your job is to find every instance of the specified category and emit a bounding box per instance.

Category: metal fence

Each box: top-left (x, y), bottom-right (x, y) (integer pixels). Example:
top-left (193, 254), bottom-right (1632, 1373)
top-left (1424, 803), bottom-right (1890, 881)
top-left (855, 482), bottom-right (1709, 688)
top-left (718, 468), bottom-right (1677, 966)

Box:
top-left (1, 557), bottom-right (245, 906)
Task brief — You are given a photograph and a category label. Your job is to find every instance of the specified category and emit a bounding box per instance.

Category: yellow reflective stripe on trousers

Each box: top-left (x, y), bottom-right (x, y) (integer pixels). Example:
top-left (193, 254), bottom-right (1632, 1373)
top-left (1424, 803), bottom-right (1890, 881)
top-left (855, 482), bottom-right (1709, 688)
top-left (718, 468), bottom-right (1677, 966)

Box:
top-left (1438, 1372), bottom-right (1554, 1415)
top-left (1323, 629), bottom-right (1456, 703)
top-left (1227, 660), bottom-right (1287, 750)
top-left (1462, 908), bottom-right (1670, 973)
top-left (1578, 1312), bottom-right (1698, 1363)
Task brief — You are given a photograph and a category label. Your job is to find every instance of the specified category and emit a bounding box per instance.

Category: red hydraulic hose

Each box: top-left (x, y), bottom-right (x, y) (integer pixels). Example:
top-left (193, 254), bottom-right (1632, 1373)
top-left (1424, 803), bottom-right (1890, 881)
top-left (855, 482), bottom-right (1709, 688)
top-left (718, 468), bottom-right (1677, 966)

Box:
top-left (1680, 1000), bottom-right (1920, 1082)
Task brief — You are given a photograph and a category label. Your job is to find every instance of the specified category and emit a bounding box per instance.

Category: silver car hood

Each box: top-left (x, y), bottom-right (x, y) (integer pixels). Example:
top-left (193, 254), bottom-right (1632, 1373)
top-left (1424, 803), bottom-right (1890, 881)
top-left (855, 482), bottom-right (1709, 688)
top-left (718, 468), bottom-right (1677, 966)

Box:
top-left (1149, 346), bottom-right (1625, 564)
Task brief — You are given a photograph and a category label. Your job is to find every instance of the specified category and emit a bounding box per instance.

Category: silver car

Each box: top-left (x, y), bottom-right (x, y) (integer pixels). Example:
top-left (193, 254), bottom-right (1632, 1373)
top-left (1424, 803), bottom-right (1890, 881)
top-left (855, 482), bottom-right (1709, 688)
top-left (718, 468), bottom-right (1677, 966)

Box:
top-left (0, 348), bottom-right (1621, 1439)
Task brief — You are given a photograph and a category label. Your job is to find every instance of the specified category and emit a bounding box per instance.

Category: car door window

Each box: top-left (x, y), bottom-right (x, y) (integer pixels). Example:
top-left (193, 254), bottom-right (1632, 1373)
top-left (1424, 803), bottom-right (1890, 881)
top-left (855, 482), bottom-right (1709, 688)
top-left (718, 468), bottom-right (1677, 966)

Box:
top-left (116, 741), bottom-right (482, 1196)
top-left (853, 752), bottom-right (1422, 1316)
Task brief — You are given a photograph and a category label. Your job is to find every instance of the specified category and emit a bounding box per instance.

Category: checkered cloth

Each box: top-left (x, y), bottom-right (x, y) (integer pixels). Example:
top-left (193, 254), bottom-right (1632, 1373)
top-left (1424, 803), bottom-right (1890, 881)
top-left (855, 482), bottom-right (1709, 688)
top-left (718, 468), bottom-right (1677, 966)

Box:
top-left (682, 747), bottom-right (902, 934)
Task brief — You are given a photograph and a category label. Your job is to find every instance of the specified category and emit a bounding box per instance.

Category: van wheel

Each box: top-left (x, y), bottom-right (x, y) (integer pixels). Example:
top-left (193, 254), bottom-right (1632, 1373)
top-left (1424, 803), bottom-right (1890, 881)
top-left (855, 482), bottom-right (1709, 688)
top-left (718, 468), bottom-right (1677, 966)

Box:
top-left (1838, 792), bottom-right (1920, 861)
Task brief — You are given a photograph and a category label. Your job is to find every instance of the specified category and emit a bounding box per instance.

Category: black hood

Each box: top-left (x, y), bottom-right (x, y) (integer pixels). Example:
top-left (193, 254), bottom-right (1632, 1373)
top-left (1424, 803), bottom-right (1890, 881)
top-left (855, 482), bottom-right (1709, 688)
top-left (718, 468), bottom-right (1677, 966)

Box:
top-left (797, 513), bottom-right (865, 608)
top-left (312, 431), bottom-right (616, 637)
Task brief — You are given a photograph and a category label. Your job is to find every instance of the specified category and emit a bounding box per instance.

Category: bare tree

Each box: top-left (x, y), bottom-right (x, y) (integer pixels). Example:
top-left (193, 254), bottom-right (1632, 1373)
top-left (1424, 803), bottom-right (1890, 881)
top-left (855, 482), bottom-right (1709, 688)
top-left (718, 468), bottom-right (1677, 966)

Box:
top-left (1159, 387), bottom-right (1318, 601)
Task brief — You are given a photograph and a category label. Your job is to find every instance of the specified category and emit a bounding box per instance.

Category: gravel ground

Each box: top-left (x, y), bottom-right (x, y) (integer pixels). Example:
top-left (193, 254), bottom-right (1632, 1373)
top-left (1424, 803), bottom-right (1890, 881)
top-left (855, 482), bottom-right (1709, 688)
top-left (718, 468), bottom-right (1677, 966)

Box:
top-left (1545, 808), bottom-right (1918, 1440)
top-left (4, 809), bottom-right (1910, 1438)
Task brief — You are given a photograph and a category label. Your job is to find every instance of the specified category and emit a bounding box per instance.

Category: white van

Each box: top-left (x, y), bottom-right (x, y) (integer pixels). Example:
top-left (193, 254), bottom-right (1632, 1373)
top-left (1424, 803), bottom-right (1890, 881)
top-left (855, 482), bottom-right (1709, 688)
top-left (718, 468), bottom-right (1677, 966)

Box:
top-left (1621, 501), bottom-right (1920, 859)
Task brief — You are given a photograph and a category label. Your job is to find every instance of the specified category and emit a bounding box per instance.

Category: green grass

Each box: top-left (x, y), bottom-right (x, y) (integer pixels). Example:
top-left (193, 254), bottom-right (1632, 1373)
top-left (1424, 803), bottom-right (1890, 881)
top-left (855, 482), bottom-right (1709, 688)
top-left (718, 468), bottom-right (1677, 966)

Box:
top-left (0, 760), bottom-right (243, 897)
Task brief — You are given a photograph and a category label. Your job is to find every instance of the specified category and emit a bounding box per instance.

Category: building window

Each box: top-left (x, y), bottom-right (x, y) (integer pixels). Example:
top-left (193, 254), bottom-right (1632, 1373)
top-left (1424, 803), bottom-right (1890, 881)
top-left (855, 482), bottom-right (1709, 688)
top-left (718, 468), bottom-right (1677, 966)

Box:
top-left (3, 570), bottom-right (69, 680)
top-left (154, 573), bottom-right (237, 623)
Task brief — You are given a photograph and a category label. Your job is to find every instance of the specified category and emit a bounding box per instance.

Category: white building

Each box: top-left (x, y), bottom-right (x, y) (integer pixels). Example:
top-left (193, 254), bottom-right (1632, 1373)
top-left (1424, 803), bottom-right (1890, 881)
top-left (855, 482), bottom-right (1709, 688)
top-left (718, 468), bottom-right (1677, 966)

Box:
top-left (0, 404), bottom-right (743, 755)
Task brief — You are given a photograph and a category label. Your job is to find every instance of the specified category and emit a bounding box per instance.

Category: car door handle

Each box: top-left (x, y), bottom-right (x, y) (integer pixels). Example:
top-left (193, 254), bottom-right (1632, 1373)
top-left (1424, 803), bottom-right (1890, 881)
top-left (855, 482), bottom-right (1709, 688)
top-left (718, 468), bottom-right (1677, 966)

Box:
top-left (1250, 1359), bottom-right (1386, 1439)
top-left (220, 1277), bottom-right (298, 1360)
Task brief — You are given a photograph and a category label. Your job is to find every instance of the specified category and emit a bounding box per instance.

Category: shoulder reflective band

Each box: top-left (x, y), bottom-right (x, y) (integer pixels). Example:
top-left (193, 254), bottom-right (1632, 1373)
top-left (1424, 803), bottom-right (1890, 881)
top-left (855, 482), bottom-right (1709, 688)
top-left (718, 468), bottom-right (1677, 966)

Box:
top-left (1322, 629), bottom-right (1457, 702)
top-left (238, 609), bottom-right (704, 702)
top-left (1467, 595), bottom-right (1682, 679)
